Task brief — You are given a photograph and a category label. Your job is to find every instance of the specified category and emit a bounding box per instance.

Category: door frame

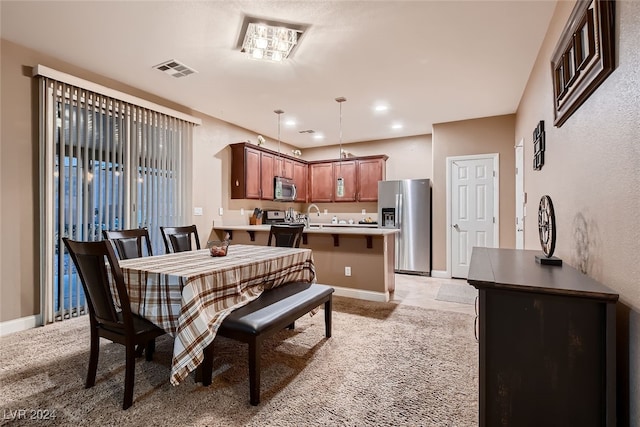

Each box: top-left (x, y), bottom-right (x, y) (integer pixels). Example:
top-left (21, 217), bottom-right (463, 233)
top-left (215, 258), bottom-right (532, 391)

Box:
top-left (515, 138), bottom-right (525, 249)
top-left (445, 153), bottom-right (500, 278)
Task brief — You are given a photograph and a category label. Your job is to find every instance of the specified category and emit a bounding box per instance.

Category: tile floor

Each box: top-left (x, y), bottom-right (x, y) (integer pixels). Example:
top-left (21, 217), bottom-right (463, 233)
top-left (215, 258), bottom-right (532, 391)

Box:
top-left (389, 274), bottom-right (476, 316)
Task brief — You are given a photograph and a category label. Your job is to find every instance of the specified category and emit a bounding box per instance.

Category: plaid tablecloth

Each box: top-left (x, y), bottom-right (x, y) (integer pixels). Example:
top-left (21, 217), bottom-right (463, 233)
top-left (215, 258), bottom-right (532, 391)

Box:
top-left (119, 244), bottom-right (316, 385)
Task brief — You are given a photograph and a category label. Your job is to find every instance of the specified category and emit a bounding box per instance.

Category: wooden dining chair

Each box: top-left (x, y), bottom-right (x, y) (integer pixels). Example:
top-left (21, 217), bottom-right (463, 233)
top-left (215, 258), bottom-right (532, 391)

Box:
top-left (160, 225), bottom-right (201, 254)
top-left (62, 238), bottom-right (165, 410)
top-left (267, 224), bottom-right (305, 248)
top-left (102, 228), bottom-right (153, 260)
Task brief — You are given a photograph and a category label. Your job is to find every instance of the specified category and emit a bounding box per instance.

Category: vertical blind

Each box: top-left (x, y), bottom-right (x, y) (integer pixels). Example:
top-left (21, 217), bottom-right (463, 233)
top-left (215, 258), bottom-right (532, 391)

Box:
top-left (37, 68), bottom-right (197, 323)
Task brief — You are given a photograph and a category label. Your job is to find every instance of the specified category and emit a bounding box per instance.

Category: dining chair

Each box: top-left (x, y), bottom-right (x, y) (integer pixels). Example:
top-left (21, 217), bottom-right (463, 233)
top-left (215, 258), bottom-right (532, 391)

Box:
top-left (267, 224), bottom-right (305, 248)
top-left (102, 228), bottom-right (153, 260)
top-left (62, 238), bottom-right (165, 410)
top-left (160, 225), bottom-right (201, 254)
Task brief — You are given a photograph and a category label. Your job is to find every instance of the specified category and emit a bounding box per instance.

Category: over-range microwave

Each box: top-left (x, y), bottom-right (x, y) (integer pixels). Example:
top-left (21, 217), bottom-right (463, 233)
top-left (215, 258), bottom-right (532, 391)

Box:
top-left (274, 176), bottom-right (297, 202)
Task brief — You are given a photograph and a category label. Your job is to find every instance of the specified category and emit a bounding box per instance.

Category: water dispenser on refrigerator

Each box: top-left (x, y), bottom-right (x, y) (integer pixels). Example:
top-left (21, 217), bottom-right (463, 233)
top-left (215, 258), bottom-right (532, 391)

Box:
top-left (381, 208), bottom-right (396, 228)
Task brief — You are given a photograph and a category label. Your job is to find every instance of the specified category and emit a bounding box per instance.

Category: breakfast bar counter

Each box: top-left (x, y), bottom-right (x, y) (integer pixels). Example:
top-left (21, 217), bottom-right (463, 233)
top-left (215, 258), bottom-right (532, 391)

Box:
top-left (210, 224), bottom-right (398, 302)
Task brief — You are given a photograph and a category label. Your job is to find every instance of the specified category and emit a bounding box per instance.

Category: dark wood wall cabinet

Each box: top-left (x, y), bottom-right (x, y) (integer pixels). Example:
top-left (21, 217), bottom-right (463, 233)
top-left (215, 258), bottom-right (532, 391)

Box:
top-left (230, 142), bottom-right (387, 203)
top-left (308, 157), bottom-right (386, 203)
top-left (468, 247), bottom-right (618, 427)
top-left (231, 143), bottom-right (306, 201)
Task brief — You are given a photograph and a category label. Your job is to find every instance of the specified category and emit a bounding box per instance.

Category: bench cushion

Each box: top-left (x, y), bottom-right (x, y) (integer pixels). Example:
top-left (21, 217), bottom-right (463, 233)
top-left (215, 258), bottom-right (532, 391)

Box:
top-left (219, 282), bottom-right (333, 336)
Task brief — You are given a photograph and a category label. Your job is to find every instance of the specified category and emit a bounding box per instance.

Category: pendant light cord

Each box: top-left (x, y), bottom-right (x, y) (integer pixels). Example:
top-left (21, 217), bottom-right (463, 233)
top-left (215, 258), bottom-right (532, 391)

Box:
top-left (274, 109), bottom-right (284, 176)
top-left (335, 97), bottom-right (346, 171)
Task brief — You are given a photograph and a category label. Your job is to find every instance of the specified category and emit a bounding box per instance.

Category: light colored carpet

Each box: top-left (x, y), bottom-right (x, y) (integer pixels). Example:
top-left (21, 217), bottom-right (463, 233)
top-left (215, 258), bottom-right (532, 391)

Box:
top-left (0, 297), bottom-right (478, 426)
top-left (435, 283), bottom-right (478, 305)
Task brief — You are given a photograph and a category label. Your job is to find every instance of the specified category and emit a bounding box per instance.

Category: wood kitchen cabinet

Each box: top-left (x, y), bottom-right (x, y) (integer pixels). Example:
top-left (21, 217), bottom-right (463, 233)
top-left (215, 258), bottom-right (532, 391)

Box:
top-left (231, 143), bottom-right (275, 200)
top-left (260, 151), bottom-right (275, 200)
top-left (333, 160), bottom-right (357, 202)
top-left (274, 156), bottom-right (294, 179)
top-left (292, 161), bottom-right (307, 202)
top-left (355, 157), bottom-right (385, 202)
top-left (309, 156), bottom-right (387, 203)
top-left (231, 142), bottom-right (386, 203)
top-left (309, 162), bottom-right (334, 202)
top-left (468, 247), bottom-right (618, 427)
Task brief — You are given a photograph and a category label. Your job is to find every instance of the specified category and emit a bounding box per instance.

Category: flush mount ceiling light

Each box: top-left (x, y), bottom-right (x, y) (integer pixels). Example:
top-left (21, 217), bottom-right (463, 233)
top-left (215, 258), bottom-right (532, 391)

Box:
top-left (237, 15), bottom-right (308, 62)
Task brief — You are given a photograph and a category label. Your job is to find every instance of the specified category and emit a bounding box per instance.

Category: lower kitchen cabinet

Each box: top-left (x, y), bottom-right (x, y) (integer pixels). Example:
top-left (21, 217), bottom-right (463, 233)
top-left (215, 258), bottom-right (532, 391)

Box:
top-left (468, 247), bottom-right (618, 427)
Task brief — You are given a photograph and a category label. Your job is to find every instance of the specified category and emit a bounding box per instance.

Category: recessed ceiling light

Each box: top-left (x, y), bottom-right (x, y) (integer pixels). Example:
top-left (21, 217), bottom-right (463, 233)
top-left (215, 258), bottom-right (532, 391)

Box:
top-left (285, 119), bottom-right (296, 126)
top-left (392, 123), bottom-right (403, 130)
top-left (374, 105), bottom-right (389, 112)
top-left (313, 134), bottom-right (325, 140)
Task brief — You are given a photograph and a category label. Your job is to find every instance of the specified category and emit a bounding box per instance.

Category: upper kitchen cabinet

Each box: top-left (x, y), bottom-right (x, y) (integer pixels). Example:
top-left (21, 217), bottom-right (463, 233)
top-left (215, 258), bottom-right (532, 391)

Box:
top-left (231, 144), bottom-right (260, 199)
top-left (231, 143), bottom-right (277, 200)
top-left (274, 156), bottom-right (294, 180)
top-left (309, 162), bottom-right (334, 202)
top-left (292, 161), bottom-right (308, 202)
top-left (309, 156), bottom-right (387, 203)
top-left (333, 160), bottom-right (358, 202)
top-left (260, 151), bottom-right (275, 200)
top-left (230, 142), bottom-right (386, 203)
top-left (356, 157), bottom-right (386, 201)
top-left (231, 142), bottom-right (307, 201)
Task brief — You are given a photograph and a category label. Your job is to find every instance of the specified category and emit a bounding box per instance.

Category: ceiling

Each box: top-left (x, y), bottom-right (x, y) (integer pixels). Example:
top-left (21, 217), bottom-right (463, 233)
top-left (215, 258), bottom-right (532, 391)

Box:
top-left (0, 1), bottom-right (556, 148)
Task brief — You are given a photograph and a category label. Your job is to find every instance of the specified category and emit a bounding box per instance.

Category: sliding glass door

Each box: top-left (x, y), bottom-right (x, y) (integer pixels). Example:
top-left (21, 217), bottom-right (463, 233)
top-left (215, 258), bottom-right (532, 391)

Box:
top-left (40, 77), bottom-right (194, 323)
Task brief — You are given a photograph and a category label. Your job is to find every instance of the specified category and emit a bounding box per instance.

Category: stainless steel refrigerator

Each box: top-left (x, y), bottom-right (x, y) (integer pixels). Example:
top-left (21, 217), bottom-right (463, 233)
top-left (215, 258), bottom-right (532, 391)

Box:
top-left (378, 179), bottom-right (431, 275)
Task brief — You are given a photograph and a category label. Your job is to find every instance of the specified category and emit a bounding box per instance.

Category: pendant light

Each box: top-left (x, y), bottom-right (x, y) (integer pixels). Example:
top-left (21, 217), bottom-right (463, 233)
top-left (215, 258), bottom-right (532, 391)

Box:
top-left (335, 97), bottom-right (346, 198)
top-left (274, 109), bottom-right (284, 198)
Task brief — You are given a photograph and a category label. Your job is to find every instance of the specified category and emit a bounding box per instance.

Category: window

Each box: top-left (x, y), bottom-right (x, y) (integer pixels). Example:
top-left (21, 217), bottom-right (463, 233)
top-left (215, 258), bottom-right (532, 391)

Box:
top-left (36, 66), bottom-right (199, 322)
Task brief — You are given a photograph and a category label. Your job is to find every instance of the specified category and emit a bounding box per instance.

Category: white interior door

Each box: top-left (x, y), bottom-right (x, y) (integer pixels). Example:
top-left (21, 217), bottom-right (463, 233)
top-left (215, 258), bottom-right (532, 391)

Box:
top-left (449, 155), bottom-right (498, 278)
top-left (515, 140), bottom-right (525, 249)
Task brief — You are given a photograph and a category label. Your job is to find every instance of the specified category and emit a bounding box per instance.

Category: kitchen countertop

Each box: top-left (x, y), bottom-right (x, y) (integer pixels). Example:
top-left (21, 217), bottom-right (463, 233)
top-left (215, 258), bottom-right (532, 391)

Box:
top-left (213, 224), bottom-right (398, 236)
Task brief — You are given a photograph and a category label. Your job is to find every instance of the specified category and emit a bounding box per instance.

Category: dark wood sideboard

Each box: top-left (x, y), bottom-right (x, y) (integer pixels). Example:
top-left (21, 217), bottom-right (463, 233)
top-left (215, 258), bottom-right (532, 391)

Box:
top-left (467, 247), bottom-right (618, 427)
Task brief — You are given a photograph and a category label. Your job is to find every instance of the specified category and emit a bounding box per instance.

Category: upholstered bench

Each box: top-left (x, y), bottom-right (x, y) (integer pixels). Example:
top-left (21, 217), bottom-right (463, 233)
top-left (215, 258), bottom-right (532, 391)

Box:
top-left (200, 282), bottom-right (334, 405)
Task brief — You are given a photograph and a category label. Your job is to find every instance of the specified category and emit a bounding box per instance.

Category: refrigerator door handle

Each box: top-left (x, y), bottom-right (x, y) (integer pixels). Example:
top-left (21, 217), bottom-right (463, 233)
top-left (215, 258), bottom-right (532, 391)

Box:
top-left (397, 193), bottom-right (403, 228)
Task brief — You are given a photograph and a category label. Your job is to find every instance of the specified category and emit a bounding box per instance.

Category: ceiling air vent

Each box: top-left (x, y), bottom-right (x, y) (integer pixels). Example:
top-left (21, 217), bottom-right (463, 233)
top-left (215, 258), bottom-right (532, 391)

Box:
top-left (153, 60), bottom-right (197, 78)
top-left (299, 129), bottom-right (315, 134)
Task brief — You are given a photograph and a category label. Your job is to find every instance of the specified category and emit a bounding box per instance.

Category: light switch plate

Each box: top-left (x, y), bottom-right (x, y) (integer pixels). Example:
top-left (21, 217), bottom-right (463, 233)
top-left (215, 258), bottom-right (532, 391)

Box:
top-left (362, 209), bottom-right (366, 215)
top-left (218, 207), bottom-right (224, 216)
top-left (193, 207), bottom-right (203, 216)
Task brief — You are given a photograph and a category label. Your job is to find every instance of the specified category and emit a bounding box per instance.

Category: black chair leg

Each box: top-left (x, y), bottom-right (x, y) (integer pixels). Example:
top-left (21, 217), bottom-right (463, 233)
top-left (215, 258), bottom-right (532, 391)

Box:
top-left (86, 328), bottom-right (100, 388)
top-left (249, 339), bottom-right (261, 406)
top-left (145, 339), bottom-right (156, 361)
top-left (135, 344), bottom-right (144, 357)
top-left (325, 298), bottom-right (332, 338)
top-left (287, 321), bottom-right (295, 330)
top-left (123, 344), bottom-right (136, 410)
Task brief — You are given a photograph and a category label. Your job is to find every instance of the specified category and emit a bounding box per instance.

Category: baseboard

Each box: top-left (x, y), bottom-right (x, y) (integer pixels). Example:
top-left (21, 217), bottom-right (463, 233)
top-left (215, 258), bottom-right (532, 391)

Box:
top-left (331, 286), bottom-right (389, 302)
top-left (430, 270), bottom-right (451, 279)
top-left (0, 314), bottom-right (42, 337)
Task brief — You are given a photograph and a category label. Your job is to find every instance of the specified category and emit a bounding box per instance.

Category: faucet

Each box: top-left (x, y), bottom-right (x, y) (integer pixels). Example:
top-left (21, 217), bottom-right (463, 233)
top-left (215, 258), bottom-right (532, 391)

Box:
top-left (307, 204), bottom-right (321, 217)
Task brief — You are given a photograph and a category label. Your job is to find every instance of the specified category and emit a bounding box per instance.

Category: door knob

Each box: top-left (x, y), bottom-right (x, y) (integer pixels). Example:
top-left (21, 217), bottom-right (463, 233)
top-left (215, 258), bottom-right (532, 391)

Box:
top-left (453, 224), bottom-right (460, 231)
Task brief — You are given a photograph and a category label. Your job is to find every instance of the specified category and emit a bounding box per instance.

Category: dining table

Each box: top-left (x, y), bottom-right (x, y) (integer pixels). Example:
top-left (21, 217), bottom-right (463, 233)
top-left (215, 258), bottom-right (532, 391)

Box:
top-left (117, 244), bottom-right (316, 386)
